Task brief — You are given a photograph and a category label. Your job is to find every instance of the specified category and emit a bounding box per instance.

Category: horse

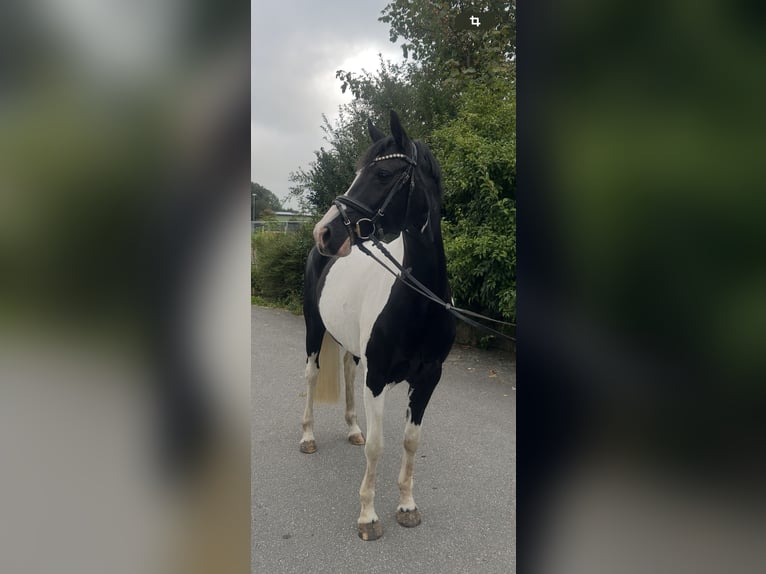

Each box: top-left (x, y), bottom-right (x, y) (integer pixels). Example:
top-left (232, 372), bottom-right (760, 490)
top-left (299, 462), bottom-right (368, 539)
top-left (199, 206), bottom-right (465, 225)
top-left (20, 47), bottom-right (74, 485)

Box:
top-left (300, 110), bottom-right (456, 541)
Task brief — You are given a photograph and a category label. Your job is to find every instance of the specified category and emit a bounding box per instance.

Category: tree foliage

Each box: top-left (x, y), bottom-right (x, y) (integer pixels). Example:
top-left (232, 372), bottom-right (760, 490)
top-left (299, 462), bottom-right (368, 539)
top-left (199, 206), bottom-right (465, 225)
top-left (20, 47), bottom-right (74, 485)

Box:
top-left (380, 0), bottom-right (515, 87)
top-left (288, 105), bottom-right (372, 214)
top-left (251, 181), bottom-right (282, 218)
top-left (336, 55), bottom-right (453, 138)
top-left (251, 224), bottom-right (315, 304)
top-left (334, 1), bottom-right (516, 140)
top-left (432, 80), bottom-right (516, 320)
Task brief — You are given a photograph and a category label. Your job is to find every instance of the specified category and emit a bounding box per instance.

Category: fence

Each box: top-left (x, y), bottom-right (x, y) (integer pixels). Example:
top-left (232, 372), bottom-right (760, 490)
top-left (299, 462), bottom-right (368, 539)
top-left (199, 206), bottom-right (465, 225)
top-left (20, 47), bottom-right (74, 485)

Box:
top-left (251, 220), bottom-right (308, 234)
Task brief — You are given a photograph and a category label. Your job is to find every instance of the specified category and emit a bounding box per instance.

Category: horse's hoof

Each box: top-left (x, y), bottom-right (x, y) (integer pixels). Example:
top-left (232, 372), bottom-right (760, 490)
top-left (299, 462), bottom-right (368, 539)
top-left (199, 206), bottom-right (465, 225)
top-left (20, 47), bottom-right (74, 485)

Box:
top-left (357, 520), bottom-right (384, 541)
top-left (299, 440), bottom-right (317, 454)
top-left (348, 432), bottom-right (365, 446)
top-left (396, 508), bottom-right (422, 528)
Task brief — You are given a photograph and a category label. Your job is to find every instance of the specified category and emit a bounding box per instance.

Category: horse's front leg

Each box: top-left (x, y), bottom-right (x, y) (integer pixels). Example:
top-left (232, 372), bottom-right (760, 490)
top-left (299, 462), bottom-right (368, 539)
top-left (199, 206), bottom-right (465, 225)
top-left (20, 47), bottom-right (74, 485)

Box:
top-left (396, 414), bottom-right (422, 526)
top-left (396, 366), bottom-right (439, 527)
top-left (299, 354), bottom-right (318, 454)
top-left (343, 352), bottom-right (365, 446)
top-left (357, 374), bottom-right (387, 541)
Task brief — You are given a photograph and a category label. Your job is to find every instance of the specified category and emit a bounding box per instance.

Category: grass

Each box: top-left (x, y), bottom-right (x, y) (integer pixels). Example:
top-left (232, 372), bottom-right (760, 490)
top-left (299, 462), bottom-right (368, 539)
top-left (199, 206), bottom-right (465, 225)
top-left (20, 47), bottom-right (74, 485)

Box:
top-left (251, 294), bottom-right (303, 316)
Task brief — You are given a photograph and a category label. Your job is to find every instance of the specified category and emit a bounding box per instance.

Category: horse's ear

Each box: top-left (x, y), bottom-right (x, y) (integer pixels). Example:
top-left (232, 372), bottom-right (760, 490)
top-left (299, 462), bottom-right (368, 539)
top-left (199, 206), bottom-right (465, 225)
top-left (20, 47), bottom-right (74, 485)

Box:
top-left (389, 110), bottom-right (410, 150)
top-left (368, 118), bottom-right (386, 142)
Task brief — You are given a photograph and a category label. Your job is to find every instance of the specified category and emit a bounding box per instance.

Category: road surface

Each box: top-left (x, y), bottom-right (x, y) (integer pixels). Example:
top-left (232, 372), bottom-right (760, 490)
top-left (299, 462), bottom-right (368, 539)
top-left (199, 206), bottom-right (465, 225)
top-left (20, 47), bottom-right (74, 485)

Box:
top-left (252, 305), bottom-right (516, 573)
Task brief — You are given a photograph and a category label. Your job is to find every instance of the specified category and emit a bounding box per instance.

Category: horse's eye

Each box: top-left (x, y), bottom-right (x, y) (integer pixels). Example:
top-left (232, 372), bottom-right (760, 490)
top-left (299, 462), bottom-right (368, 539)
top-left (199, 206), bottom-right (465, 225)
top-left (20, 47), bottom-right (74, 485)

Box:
top-left (376, 169), bottom-right (392, 179)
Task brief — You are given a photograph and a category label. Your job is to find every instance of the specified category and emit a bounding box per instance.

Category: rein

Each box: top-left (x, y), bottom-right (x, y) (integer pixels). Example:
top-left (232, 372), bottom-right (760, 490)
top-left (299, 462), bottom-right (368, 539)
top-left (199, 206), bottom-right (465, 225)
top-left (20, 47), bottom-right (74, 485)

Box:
top-left (356, 236), bottom-right (516, 343)
top-left (331, 142), bottom-right (515, 343)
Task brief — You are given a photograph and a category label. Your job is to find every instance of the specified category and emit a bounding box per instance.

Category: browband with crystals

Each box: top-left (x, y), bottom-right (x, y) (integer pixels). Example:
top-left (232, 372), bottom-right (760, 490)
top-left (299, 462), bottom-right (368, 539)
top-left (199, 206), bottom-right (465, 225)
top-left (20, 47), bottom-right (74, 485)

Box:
top-left (368, 153), bottom-right (416, 166)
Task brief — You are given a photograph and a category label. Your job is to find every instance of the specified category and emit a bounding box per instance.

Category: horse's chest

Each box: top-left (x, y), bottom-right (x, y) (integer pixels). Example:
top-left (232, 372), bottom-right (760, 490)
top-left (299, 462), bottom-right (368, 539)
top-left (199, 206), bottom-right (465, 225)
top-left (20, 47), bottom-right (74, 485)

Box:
top-left (318, 239), bottom-right (404, 358)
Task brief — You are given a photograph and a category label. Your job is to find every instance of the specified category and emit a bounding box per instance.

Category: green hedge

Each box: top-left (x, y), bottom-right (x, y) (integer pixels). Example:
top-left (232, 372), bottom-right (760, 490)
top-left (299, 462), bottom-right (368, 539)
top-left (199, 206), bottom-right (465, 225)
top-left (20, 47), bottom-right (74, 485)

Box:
top-left (431, 81), bottom-right (516, 321)
top-left (251, 219), bottom-right (515, 324)
top-left (251, 225), bottom-right (315, 308)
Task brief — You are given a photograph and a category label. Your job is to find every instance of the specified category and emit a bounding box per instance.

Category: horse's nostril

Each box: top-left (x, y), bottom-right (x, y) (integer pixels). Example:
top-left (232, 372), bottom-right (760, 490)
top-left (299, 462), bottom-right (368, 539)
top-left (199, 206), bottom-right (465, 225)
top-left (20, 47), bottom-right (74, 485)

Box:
top-left (321, 227), bottom-right (331, 244)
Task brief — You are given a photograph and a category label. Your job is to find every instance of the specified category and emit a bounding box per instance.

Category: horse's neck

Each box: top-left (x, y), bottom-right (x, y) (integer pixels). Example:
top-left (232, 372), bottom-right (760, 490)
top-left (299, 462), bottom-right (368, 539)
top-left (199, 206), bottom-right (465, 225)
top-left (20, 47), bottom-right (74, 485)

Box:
top-left (402, 228), bottom-right (448, 294)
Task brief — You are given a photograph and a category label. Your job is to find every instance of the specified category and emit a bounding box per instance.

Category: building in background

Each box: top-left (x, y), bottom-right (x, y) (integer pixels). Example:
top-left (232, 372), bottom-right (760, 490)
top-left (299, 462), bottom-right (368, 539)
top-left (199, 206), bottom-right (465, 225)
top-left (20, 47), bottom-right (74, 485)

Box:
top-left (251, 211), bottom-right (313, 234)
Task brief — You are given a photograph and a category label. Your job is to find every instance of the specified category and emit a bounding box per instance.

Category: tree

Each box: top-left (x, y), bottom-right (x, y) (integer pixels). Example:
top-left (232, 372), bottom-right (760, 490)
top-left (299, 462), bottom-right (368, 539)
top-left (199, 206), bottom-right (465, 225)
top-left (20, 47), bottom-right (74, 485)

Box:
top-left (380, 0), bottom-right (515, 87)
top-left (251, 181), bottom-right (282, 219)
top-left (288, 105), bottom-right (372, 214)
top-left (335, 1), bottom-right (516, 139)
top-left (336, 55), bottom-right (450, 139)
top-left (432, 79), bottom-right (516, 321)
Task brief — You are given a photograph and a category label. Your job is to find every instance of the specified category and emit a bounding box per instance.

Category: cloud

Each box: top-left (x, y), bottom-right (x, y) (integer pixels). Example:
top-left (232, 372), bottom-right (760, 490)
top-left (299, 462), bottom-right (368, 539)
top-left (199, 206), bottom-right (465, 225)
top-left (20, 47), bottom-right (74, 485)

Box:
top-left (251, 1), bottom-right (404, 202)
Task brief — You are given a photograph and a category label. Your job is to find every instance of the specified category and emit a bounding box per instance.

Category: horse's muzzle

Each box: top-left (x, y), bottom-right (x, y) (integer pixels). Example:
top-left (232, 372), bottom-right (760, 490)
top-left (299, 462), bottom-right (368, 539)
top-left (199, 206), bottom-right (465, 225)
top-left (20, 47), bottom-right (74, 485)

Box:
top-left (313, 207), bottom-right (351, 257)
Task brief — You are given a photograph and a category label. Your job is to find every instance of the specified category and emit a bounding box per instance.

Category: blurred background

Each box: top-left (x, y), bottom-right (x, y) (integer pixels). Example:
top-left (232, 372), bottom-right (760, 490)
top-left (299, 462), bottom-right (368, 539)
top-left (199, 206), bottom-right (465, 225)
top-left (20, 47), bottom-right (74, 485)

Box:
top-left (0, 1), bottom-right (249, 573)
top-left (2, 0), bottom-right (765, 572)
top-left (519, 1), bottom-right (766, 572)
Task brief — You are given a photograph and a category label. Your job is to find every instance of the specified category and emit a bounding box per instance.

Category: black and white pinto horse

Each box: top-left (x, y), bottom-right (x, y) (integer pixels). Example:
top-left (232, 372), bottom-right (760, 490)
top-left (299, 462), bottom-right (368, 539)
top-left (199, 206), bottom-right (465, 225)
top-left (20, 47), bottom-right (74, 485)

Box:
top-left (301, 111), bottom-right (456, 541)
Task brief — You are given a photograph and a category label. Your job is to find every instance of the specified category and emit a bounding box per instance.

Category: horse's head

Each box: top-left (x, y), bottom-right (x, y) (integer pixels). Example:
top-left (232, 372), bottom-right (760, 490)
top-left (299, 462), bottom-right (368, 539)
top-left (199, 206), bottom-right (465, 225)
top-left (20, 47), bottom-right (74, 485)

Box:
top-left (313, 110), bottom-right (440, 257)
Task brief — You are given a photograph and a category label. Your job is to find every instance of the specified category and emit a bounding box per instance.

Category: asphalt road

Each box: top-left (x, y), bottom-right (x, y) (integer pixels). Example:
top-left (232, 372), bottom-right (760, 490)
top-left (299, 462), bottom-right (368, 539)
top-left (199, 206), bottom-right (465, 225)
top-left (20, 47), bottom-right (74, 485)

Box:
top-left (252, 305), bottom-right (516, 573)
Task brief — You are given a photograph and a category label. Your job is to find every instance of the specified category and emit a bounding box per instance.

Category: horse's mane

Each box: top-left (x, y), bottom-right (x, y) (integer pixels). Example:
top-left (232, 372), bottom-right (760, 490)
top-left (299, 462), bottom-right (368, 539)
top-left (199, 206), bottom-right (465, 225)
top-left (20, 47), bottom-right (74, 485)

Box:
top-left (415, 140), bottom-right (444, 207)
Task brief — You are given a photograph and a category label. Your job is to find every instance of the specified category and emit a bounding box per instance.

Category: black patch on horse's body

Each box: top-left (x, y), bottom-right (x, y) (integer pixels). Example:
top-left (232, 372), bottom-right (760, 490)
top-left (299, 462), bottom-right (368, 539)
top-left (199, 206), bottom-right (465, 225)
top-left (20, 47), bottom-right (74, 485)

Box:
top-left (363, 228), bottom-right (455, 424)
top-left (303, 245), bottom-right (335, 366)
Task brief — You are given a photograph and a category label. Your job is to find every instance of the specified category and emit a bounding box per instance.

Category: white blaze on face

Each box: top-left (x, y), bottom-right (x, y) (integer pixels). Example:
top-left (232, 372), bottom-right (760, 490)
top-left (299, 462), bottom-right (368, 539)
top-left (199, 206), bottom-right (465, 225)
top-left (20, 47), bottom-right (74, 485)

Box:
top-left (313, 205), bottom-right (340, 246)
top-left (345, 170), bottom-right (362, 194)
top-left (313, 170), bottom-right (362, 256)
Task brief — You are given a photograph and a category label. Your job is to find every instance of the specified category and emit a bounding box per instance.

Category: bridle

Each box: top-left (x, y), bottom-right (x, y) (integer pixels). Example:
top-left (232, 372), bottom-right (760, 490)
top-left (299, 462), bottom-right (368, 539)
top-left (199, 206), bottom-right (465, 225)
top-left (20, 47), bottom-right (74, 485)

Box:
top-left (333, 142), bottom-right (418, 244)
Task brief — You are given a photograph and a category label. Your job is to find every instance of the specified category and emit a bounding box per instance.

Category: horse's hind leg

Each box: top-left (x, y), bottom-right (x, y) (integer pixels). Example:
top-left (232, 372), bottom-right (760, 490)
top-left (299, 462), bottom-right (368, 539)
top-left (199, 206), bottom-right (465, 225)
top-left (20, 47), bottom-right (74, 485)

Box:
top-left (300, 353), bottom-right (319, 453)
top-left (396, 363), bottom-right (441, 528)
top-left (301, 258), bottom-right (324, 454)
top-left (343, 353), bottom-right (365, 446)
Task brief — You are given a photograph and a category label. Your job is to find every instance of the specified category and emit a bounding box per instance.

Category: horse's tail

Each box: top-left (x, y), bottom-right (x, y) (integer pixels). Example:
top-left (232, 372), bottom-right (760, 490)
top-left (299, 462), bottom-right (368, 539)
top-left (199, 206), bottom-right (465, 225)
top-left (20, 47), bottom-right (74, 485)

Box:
top-left (315, 331), bottom-right (341, 403)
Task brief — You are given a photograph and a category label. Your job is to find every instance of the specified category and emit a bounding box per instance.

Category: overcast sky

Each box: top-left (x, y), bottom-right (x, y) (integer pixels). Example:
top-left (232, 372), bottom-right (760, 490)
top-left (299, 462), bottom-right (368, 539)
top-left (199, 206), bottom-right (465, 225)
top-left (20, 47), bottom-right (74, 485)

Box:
top-left (251, 1), bottom-right (404, 209)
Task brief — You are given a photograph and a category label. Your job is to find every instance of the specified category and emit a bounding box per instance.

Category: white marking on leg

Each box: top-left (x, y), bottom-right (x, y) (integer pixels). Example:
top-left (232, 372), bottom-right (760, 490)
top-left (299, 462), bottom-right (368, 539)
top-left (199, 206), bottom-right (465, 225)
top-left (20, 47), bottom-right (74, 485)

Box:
top-left (358, 381), bottom-right (386, 525)
top-left (397, 412), bottom-right (422, 512)
top-left (301, 353), bottom-right (318, 445)
top-left (343, 353), bottom-right (362, 439)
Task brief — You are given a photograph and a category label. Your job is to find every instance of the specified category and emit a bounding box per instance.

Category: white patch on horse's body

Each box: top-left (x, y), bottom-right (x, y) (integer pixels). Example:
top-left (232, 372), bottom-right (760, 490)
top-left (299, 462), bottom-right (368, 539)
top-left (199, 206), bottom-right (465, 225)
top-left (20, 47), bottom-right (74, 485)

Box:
top-left (318, 235), bottom-right (405, 359)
